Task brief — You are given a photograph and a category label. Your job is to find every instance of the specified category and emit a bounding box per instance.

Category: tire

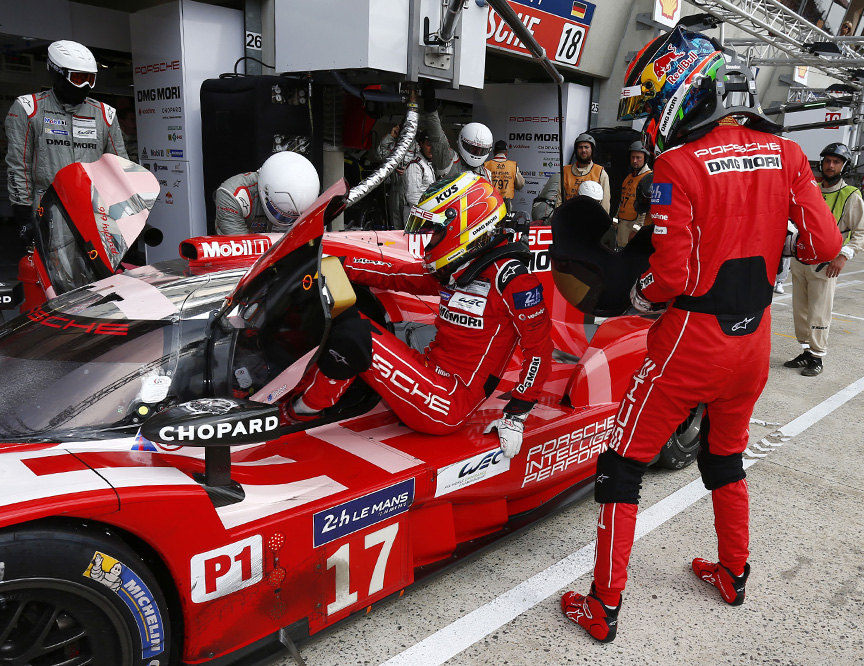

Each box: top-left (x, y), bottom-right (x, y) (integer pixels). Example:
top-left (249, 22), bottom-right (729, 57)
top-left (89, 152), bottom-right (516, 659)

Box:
top-left (657, 403), bottom-right (705, 470)
top-left (0, 522), bottom-right (171, 666)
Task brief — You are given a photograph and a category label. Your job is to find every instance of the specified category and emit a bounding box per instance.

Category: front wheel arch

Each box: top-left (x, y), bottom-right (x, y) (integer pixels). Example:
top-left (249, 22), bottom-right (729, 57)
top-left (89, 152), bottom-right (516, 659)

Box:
top-left (0, 518), bottom-right (177, 666)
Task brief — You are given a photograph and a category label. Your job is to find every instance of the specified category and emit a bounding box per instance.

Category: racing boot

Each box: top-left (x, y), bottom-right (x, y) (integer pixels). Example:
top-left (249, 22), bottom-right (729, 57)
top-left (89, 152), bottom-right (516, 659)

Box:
top-left (560, 584), bottom-right (621, 643)
top-left (783, 350), bottom-right (812, 368)
top-left (692, 559), bottom-right (750, 606)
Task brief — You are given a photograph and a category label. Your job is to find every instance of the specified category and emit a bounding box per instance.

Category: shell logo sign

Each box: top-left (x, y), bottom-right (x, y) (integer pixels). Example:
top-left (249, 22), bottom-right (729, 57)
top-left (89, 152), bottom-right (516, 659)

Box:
top-left (653, 0), bottom-right (681, 28)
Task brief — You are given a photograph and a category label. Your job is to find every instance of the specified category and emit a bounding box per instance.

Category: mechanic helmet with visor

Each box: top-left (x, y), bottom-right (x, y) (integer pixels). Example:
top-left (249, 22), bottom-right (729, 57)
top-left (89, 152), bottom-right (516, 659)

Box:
top-left (458, 123), bottom-right (494, 168)
top-left (47, 40), bottom-right (97, 106)
top-left (257, 151), bottom-right (321, 232)
top-left (405, 172), bottom-right (508, 280)
top-left (618, 26), bottom-right (779, 156)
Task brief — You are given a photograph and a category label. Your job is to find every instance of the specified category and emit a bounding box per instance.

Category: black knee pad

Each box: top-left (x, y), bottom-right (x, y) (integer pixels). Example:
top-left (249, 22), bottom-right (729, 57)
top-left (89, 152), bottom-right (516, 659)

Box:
top-left (594, 449), bottom-right (648, 505)
top-left (697, 447), bottom-right (745, 491)
top-left (318, 310), bottom-right (373, 380)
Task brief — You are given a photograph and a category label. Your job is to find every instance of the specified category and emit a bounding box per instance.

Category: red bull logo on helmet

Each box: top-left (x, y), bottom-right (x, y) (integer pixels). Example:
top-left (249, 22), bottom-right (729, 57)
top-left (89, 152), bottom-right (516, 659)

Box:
top-left (652, 44), bottom-right (685, 79)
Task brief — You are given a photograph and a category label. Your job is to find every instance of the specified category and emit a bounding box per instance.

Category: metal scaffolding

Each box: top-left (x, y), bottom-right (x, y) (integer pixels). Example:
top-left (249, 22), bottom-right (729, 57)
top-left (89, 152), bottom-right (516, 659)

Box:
top-left (688, 0), bottom-right (864, 83)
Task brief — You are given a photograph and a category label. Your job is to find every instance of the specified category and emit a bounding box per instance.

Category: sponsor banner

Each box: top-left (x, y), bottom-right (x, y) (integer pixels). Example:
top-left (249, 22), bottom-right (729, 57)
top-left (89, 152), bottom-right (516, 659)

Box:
top-left (486, 0), bottom-right (596, 69)
top-left (653, 0), bottom-right (682, 29)
top-left (313, 479), bottom-right (414, 547)
top-left (435, 448), bottom-right (510, 497)
top-left (474, 83), bottom-right (591, 219)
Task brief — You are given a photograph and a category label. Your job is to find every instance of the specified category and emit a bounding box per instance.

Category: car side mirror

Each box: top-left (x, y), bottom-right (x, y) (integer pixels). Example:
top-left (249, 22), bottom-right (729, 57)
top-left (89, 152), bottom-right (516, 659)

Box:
top-left (141, 398), bottom-right (280, 506)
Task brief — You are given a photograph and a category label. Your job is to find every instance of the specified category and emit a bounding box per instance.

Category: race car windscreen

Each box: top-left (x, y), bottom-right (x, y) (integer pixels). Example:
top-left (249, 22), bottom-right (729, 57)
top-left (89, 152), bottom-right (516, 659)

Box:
top-left (37, 188), bottom-right (105, 294)
top-left (0, 294), bottom-right (179, 441)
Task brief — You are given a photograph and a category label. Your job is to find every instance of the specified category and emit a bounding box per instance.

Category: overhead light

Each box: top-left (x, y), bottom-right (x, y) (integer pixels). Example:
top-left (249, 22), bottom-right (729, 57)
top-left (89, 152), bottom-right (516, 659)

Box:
top-left (803, 41), bottom-right (842, 55)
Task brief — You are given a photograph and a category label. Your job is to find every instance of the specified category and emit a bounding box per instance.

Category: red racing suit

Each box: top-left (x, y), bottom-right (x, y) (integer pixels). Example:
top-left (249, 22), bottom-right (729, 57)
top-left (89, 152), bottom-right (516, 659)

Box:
top-left (590, 122), bottom-right (843, 605)
top-left (302, 250), bottom-right (553, 435)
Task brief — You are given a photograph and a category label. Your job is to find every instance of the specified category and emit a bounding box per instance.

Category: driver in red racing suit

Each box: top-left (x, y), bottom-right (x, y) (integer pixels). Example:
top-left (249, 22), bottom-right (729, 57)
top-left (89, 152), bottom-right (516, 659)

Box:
top-left (290, 172), bottom-right (552, 458)
top-left (560, 28), bottom-right (843, 643)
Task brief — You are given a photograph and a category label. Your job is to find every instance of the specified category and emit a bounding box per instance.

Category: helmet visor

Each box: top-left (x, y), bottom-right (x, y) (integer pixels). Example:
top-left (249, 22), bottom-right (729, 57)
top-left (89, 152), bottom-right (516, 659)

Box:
top-left (618, 83), bottom-right (655, 121)
top-left (404, 206), bottom-right (449, 234)
top-left (67, 70), bottom-right (96, 88)
top-left (264, 199), bottom-right (299, 227)
top-left (460, 137), bottom-right (491, 157)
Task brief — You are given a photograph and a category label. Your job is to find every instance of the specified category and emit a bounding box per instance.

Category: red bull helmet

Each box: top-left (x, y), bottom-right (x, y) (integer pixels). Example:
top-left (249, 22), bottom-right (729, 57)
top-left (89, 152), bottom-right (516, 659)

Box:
top-left (618, 26), bottom-right (779, 156)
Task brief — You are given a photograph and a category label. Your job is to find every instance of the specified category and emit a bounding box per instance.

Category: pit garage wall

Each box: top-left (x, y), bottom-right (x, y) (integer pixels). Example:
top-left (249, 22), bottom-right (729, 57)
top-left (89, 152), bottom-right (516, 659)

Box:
top-left (474, 83), bottom-right (591, 217)
top-left (131, 0), bottom-right (243, 263)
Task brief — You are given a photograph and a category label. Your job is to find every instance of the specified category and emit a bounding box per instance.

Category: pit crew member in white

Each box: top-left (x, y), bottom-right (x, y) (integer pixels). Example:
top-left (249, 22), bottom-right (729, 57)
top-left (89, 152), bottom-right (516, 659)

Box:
top-left (289, 173), bottom-right (552, 459)
top-left (5, 40), bottom-right (126, 242)
top-left (213, 151), bottom-right (320, 235)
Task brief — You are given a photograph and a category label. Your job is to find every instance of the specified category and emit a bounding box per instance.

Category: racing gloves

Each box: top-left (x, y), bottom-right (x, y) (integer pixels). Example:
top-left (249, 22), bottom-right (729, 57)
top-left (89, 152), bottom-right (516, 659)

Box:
top-left (782, 221), bottom-right (799, 258)
top-left (629, 282), bottom-right (666, 315)
top-left (485, 411), bottom-right (528, 459)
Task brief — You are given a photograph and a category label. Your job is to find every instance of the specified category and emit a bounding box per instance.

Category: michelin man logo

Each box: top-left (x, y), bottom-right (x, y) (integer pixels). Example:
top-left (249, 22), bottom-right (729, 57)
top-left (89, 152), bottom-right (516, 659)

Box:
top-left (85, 552), bottom-right (123, 591)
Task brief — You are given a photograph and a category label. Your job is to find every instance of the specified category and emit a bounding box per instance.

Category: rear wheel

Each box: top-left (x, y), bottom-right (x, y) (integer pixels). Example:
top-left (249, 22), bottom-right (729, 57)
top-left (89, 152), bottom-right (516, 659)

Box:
top-left (0, 523), bottom-right (171, 666)
top-left (657, 404), bottom-right (705, 470)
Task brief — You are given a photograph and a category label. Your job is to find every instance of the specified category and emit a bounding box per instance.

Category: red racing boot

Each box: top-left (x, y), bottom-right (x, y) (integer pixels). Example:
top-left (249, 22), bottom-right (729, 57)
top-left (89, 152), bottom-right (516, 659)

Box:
top-left (692, 559), bottom-right (750, 606)
top-left (560, 584), bottom-right (621, 643)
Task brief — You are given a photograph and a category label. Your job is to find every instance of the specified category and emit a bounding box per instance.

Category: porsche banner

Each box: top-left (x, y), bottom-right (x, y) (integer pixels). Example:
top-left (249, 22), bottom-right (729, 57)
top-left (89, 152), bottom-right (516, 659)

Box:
top-left (486, 0), bottom-right (596, 69)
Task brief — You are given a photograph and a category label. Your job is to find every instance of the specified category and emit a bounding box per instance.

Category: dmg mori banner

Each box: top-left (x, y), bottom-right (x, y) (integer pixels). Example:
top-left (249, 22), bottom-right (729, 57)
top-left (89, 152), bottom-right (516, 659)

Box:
top-left (473, 82), bottom-right (591, 218)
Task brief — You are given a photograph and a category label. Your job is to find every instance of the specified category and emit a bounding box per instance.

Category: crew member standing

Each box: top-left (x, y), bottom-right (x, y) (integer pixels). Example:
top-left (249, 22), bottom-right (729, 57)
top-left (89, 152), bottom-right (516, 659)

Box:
top-left (559, 27), bottom-right (842, 643)
top-left (5, 40), bottom-right (127, 247)
top-left (536, 133), bottom-right (610, 214)
top-left (485, 140), bottom-right (525, 208)
top-left (785, 142), bottom-right (864, 376)
top-left (615, 141), bottom-right (652, 247)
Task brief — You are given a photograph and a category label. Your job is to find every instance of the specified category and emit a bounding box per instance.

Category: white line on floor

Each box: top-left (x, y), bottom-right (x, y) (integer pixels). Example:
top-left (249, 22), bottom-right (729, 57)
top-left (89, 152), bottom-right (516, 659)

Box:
top-left (378, 375), bottom-right (864, 666)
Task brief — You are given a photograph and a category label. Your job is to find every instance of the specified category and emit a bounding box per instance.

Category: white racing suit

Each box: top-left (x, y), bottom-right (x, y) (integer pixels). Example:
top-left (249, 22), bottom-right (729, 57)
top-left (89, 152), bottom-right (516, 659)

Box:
top-left (5, 88), bottom-right (127, 208)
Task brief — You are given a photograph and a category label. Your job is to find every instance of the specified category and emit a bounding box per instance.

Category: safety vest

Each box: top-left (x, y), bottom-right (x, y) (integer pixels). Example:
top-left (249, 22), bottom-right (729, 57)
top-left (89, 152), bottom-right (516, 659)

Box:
top-left (617, 168), bottom-right (652, 221)
top-left (822, 184), bottom-right (860, 243)
top-left (485, 158), bottom-right (518, 199)
top-left (562, 162), bottom-right (604, 200)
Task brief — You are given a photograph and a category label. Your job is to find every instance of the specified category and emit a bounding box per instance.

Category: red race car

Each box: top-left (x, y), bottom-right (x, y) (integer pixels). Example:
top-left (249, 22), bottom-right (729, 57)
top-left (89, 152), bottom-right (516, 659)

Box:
top-left (0, 173), bottom-right (700, 666)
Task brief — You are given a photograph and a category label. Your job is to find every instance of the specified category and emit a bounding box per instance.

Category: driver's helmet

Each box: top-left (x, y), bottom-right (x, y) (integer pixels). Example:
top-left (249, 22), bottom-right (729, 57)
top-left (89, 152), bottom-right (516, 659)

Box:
top-left (47, 40), bottom-right (97, 105)
top-left (458, 123), bottom-right (493, 168)
top-left (619, 26), bottom-right (778, 156)
top-left (405, 172), bottom-right (507, 279)
top-left (577, 180), bottom-right (604, 202)
top-left (820, 142), bottom-right (852, 170)
top-left (257, 151), bottom-right (321, 232)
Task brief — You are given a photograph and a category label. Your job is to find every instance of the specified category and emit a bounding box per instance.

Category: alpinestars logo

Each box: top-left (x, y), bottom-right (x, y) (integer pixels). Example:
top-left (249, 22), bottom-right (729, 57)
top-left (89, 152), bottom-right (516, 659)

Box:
top-left (732, 316), bottom-right (754, 331)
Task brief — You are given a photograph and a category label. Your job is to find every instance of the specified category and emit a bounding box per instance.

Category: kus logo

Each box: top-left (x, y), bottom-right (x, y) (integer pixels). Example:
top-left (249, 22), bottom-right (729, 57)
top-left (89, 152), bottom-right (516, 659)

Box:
top-left (435, 183), bottom-right (459, 203)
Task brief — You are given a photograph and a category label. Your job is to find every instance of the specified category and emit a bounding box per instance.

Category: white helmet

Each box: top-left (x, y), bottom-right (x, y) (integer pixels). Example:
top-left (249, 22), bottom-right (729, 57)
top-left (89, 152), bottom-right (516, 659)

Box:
top-left (257, 151), bottom-right (320, 231)
top-left (458, 122), bottom-right (493, 168)
top-left (48, 40), bottom-right (97, 83)
top-left (578, 180), bottom-right (604, 202)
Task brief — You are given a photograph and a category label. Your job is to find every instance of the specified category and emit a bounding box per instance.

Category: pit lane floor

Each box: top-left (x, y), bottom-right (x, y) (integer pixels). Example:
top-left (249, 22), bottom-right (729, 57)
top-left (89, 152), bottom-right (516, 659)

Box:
top-left (270, 254), bottom-right (864, 666)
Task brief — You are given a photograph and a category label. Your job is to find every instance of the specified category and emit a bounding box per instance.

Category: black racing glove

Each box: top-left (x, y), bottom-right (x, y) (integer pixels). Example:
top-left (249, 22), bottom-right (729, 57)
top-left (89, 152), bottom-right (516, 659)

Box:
top-left (13, 204), bottom-right (34, 247)
top-left (421, 81), bottom-right (439, 113)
